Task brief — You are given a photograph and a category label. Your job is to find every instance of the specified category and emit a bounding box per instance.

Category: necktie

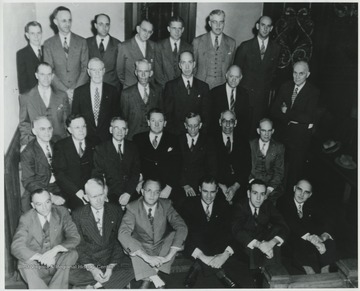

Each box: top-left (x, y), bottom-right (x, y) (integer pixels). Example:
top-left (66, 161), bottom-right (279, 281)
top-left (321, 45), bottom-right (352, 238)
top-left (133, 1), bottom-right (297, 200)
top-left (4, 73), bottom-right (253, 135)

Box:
top-left (38, 48), bottom-right (42, 61)
top-left (152, 135), bottom-right (158, 149)
top-left (94, 87), bottom-right (101, 124)
top-left (190, 138), bottom-right (195, 152)
top-left (261, 143), bottom-right (266, 156)
top-left (99, 39), bottom-right (105, 57)
top-left (118, 143), bottom-right (123, 160)
top-left (78, 141), bottom-right (84, 158)
top-left (143, 86), bottom-right (149, 104)
top-left (43, 219), bottom-right (49, 233)
top-left (215, 36), bottom-right (219, 50)
top-left (254, 208), bottom-right (258, 226)
top-left (225, 136), bottom-right (231, 154)
top-left (260, 40), bottom-right (265, 60)
top-left (230, 89), bottom-right (235, 111)
top-left (95, 210), bottom-right (103, 236)
top-left (205, 204), bottom-right (211, 221)
top-left (63, 37), bottom-right (69, 56)
top-left (298, 204), bottom-right (303, 219)
top-left (148, 208), bottom-right (154, 225)
top-left (45, 144), bottom-right (52, 165)
top-left (291, 87), bottom-right (298, 108)
top-left (173, 42), bottom-right (178, 58)
top-left (187, 80), bottom-right (191, 95)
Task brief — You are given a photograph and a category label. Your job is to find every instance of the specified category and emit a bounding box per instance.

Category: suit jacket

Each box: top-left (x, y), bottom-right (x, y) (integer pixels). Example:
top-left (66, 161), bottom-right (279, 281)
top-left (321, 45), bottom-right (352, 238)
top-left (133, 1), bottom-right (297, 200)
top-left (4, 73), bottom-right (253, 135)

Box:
top-left (92, 140), bottom-right (140, 201)
top-left (249, 138), bottom-right (285, 189)
top-left (87, 35), bottom-right (122, 91)
top-left (209, 83), bottom-right (251, 137)
top-left (178, 132), bottom-right (217, 189)
top-left (72, 82), bottom-right (120, 145)
top-left (44, 33), bottom-right (89, 93)
top-left (11, 206), bottom-right (80, 264)
top-left (16, 44), bottom-right (43, 94)
top-left (133, 131), bottom-right (181, 188)
top-left (52, 137), bottom-right (95, 210)
top-left (120, 83), bottom-right (163, 140)
top-left (118, 197), bottom-right (187, 254)
top-left (19, 86), bottom-right (70, 146)
top-left (72, 203), bottom-right (125, 266)
top-left (193, 32), bottom-right (236, 87)
top-left (164, 76), bottom-right (210, 135)
top-left (154, 38), bottom-right (193, 87)
top-left (116, 37), bottom-right (155, 89)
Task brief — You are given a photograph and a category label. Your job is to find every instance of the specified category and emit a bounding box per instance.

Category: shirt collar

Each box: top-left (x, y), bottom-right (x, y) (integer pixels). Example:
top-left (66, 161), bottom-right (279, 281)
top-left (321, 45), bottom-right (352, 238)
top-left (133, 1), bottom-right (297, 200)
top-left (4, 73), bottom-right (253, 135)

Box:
top-left (96, 34), bottom-right (109, 46)
top-left (201, 199), bottom-right (213, 213)
top-left (112, 138), bottom-right (124, 151)
top-left (37, 212), bottom-right (51, 227)
top-left (143, 202), bottom-right (157, 214)
top-left (149, 131), bottom-right (163, 142)
top-left (72, 137), bottom-right (85, 149)
top-left (257, 36), bottom-right (269, 48)
top-left (169, 37), bottom-right (180, 49)
top-left (138, 82), bottom-right (149, 92)
top-left (295, 81), bottom-right (306, 92)
top-left (186, 133), bottom-right (199, 144)
top-left (30, 43), bottom-right (41, 54)
top-left (248, 200), bottom-right (258, 215)
top-left (91, 206), bottom-right (104, 217)
top-left (210, 31), bottom-right (222, 45)
top-left (293, 198), bottom-right (303, 209)
top-left (90, 82), bottom-right (102, 92)
top-left (222, 132), bottom-right (233, 143)
top-left (36, 139), bottom-right (50, 151)
top-left (181, 75), bottom-right (193, 87)
top-left (59, 32), bottom-right (71, 44)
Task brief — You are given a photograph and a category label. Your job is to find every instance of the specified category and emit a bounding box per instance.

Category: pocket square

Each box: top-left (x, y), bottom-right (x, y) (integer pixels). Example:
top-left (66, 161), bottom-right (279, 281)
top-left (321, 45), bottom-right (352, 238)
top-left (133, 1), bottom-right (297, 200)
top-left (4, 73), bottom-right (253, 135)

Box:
top-left (167, 147), bottom-right (173, 152)
top-left (197, 94), bottom-right (201, 98)
top-left (57, 104), bottom-right (64, 110)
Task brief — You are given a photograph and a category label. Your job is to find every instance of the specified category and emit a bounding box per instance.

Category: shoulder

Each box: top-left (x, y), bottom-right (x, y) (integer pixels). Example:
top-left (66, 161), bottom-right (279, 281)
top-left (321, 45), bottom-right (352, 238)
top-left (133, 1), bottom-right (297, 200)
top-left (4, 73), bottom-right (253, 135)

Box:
top-left (55, 136), bottom-right (72, 147)
top-left (133, 131), bottom-right (148, 142)
top-left (44, 35), bottom-right (57, 45)
top-left (20, 209), bottom-right (37, 222)
top-left (86, 36), bottom-right (95, 43)
top-left (74, 83), bottom-right (90, 93)
top-left (109, 36), bottom-right (121, 45)
top-left (17, 45), bottom-right (30, 56)
top-left (95, 140), bottom-right (112, 151)
top-left (249, 138), bottom-right (258, 146)
top-left (193, 78), bottom-right (210, 89)
top-left (158, 198), bottom-right (172, 210)
top-left (194, 33), bottom-right (209, 42)
top-left (22, 139), bottom-right (38, 154)
top-left (53, 205), bottom-right (72, 218)
top-left (105, 202), bottom-right (123, 216)
top-left (211, 83), bottom-right (226, 93)
top-left (21, 87), bottom-right (37, 100)
top-left (103, 82), bottom-right (118, 92)
top-left (123, 84), bottom-right (138, 94)
top-left (304, 82), bottom-right (320, 94)
top-left (126, 198), bottom-right (142, 213)
top-left (223, 34), bottom-right (236, 44)
top-left (119, 38), bottom-right (133, 48)
top-left (239, 37), bottom-right (255, 48)
top-left (72, 33), bottom-right (86, 42)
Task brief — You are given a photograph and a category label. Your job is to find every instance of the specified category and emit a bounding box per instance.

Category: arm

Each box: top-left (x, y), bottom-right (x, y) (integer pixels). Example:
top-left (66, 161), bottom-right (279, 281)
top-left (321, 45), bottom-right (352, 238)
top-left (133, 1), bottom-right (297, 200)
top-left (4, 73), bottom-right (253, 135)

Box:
top-left (116, 43), bottom-right (126, 85)
top-left (16, 50), bottom-right (29, 94)
top-left (233, 43), bottom-right (245, 68)
top-left (75, 39), bottom-right (89, 88)
top-left (268, 143), bottom-right (285, 189)
top-left (154, 43), bottom-right (166, 87)
top-left (19, 95), bottom-right (33, 146)
top-left (120, 91), bottom-right (130, 120)
top-left (91, 146), bottom-right (106, 180)
top-left (166, 203), bottom-right (188, 249)
top-left (124, 145), bottom-right (141, 196)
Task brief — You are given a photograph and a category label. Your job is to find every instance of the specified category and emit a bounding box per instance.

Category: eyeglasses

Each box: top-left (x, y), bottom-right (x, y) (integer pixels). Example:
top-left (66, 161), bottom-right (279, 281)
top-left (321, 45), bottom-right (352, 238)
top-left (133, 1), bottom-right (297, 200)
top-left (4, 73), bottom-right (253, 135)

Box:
top-left (89, 68), bottom-right (104, 73)
top-left (186, 124), bottom-right (200, 129)
top-left (140, 26), bottom-right (153, 35)
top-left (221, 119), bottom-right (235, 125)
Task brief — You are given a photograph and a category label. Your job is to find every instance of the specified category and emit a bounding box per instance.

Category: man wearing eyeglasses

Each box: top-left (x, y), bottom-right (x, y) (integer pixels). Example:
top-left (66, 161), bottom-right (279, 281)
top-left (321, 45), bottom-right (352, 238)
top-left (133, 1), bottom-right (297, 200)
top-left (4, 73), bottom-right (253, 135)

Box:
top-left (117, 19), bottom-right (156, 89)
top-left (214, 110), bottom-right (251, 203)
top-left (192, 9), bottom-right (236, 89)
top-left (72, 57), bottom-right (120, 145)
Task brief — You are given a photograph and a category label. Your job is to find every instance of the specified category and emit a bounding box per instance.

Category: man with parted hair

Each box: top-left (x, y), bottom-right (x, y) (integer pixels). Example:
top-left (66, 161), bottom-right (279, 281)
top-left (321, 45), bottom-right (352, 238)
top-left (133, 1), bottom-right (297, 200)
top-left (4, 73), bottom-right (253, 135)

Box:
top-left (17, 21), bottom-right (43, 94)
top-left (120, 59), bottom-right (163, 140)
top-left (193, 9), bottom-right (236, 89)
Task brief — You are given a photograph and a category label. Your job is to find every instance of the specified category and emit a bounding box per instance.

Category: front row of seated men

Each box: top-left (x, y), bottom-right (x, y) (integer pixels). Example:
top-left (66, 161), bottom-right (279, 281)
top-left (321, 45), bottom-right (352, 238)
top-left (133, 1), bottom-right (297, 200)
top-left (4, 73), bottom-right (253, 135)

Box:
top-left (12, 176), bottom-right (337, 289)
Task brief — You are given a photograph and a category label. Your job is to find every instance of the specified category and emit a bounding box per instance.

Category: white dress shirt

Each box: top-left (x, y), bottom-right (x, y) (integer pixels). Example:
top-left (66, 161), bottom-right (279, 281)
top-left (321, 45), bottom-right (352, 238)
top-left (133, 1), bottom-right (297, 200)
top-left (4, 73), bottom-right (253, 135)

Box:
top-left (222, 132), bottom-right (233, 152)
top-left (226, 84), bottom-right (236, 109)
top-left (38, 85), bottom-right (51, 108)
top-left (169, 38), bottom-right (180, 52)
top-left (257, 36), bottom-right (269, 50)
top-left (112, 138), bottom-right (124, 154)
top-left (59, 32), bottom-right (71, 47)
top-left (96, 34), bottom-right (110, 51)
top-left (137, 83), bottom-right (150, 100)
top-left (181, 75), bottom-right (193, 87)
top-left (37, 212), bottom-right (51, 228)
top-left (186, 133), bottom-right (199, 148)
top-left (210, 31), bottom-right (223, 47)
top-left (149, 132), bottom-right (163, 146)
top-left (72, 137), bottom-right (86, 154)
top-left (258, 139), bottom-right (270, 156)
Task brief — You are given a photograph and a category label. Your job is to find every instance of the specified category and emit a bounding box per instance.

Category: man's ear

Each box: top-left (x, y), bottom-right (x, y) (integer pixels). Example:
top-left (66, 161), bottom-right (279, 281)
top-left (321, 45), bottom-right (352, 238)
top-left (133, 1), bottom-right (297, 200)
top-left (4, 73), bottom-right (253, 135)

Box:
top-left (149, 70), bottom-right (154, 78)
top-left (140, 188), bottom-right (144, 196)
top-left (256, 128), bottom-right (260, 135)
top-left (167, 26), bottom-right (170, 33)
top-left (306, 72), bottom-right (311, 79)
top-left (136, 25), bottom-right (140, 34)
top-left (53, 18), bottom-right (58, 27)
top-left (83, 195), bottom-right (89, 202)
top-left (30, 202), bottom-right (35, 209)
top-left (199, 122), bottom-right (203, 129)
top-left (31, 127), bottom-right (37, 136)
top-left (247, 190), bottom-right (250, 198)
top-left (269, 26), bottom-right (273, 32)
top-left (256, 23), bottom-right (260, 31)
top-left (234, 120), bottom-right (238, 127)
top-left (271, 129), bottom-right (275, 134)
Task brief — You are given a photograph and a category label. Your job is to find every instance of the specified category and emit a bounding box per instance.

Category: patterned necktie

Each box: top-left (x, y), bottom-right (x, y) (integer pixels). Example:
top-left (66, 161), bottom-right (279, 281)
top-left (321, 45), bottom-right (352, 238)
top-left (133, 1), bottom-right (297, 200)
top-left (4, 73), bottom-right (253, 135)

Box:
top-left (78, 141), bottom-right (84, 158)
top-left (173, 42), bottom-right (178, 58)
top-left (261, 143), bottom-right (266, 156)
top-left (63, 37), bottom-right (69, 56)
top-left (190, 138), bottom-right (195, 152)
top-left (95, 210), bottom-right (103, 236)
top-left (143, 86), bottom-right (149, 104)
top-left (152, 135), bottom-right (158, 149)
top-left (215, 36), bottom-right (219, 50)
top-left (230, 89), bottom-right (235, 111)
top-left (298, 204), bottom-right (303, 219)
top-left (260, 40), bottom-right (265, 60)
top-left (94, 87), bottom-right (101, 124)
top-left (38, 48), bottom-right (42, 61)
top-left (291, 87), bottom-right (298, 108)
top-left (148, 208), bottom-right (154, 225)
top-left (99, 39), bottom-right (105, 57)
top-left (187, 80), bottom-right (191, 95)
top-left (43, 219), bottom-right (50, 233)
top-left (205, 204), bottom-right (211, 221)
top-left (118, 143), bottom-right (123, 160)
top-left (225, 136), bottom-right (231, 154)
top-left (46, 144), bottom-right (52, 165)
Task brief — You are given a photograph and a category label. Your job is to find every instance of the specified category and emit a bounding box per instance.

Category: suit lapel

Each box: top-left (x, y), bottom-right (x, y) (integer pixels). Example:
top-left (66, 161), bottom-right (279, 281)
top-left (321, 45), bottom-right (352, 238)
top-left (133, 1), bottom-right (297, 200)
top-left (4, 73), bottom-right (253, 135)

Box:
top-left (131, 37), bottom-right (145, 59)
top-left (49, 208), bottom-right (62, 245)
top-left (103, 36), bottom-right (116, 60)
top-left (103, 204), bottom-right (115, 242)
top-left (83, 205), bottom-right (104, 245)
top-left (98, 85), bottom-right (110, 126)
top-left (68, 34), bottom-right (79, 62)
top-left (55, 34), bottom-right (68, 63)
top-left (31, 211), bottom-right (44, 245)
top-left (34, 140), bottom-right (51, 169)
top-left (32, 88), bottom-right (48, 113)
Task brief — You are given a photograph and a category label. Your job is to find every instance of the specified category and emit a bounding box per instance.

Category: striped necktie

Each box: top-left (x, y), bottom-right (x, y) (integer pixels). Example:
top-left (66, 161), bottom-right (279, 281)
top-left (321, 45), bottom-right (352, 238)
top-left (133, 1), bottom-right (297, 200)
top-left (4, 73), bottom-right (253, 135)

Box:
top-left (206, 204), bottom-right (211, 221)
top-left (260, 40), bottom-right (265, 60)
top-left (63, 37), bottom-right (69, 56)
top-left (291, 87), bottom-right (298, 108)
top-left (298, 204), bottom-right (303, 219)
top-left (215, 36), bottom-right (219, 50)
top-left (230, 89), bottom-right (235, 111)
top-left (94, 87), bottom-right (101, 124)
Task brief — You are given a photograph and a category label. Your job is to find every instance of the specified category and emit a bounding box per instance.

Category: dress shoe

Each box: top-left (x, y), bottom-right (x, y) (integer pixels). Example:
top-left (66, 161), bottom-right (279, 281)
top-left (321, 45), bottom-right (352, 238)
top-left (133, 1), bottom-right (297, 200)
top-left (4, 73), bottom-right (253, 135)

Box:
top-left (218, 275), bottom-right (238, 288)
top-left (139, 280), bottom-right (152, 289)
top-left (183, 266), bottom-right (199, 288)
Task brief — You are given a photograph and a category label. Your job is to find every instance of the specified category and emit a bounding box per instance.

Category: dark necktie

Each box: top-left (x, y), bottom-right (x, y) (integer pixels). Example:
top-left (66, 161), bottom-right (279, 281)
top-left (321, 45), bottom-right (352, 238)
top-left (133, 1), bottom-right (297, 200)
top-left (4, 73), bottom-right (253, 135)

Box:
top-left (187, 80), bottom-right (191, 95)
top-left (205, 204), bottom-right (211, 221)
top-left (173, 42), bottom-right (178, 58)
top-left (215, 36), bottom-right (219, 50)
top-left (291, 87), bottom-right (298, 108)
top-left (63, 37), bottom-right (69, 56)
top-left (38, 48), bottom-right (42, 61)
top-left (93, 87), bottom-right (100, 124)
top-left (190, 138), bottom-right (195, 152)
top-left (225, 136), bottom-right (231, 154)
top-left (254, 208), bottom-right (258, 226)
top-left (143, 86), bottom-right (149, 104)
top-left (230, 89), bottom-right (235, 111)
top-left (99, 39), bottom-right (105, 57)
top-left (152, 135), bottom-right (158, 149)
top-left (78, 141), bottom-right (84, 158)
top-left (118, 143), bottom-right (123, 160)
top-left (148, 208), bottom-right (154, 225)
top-left (43, 219), bottom-right (49, 233)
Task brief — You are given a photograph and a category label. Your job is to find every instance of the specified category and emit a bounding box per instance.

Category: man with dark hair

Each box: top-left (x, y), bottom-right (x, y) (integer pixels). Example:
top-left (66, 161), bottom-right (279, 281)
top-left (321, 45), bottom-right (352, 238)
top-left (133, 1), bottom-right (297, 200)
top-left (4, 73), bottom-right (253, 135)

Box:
top-left (19, 62), bottom-right (70, 151)
top-left (92, 117), bottom-right (140, 207)
top-left (116, 19), bottom-right (155, 88)
top-left (11, 189), bottom-right (80, 289)
top-left (119, 179), bottom-right (188, 288)
top-left (182, 176), bottom-right (239, 288)
top-left (17, 21), bottom-right (43, 94)
top-left (154, 16), bottom-right (193, 88)
top-left (52, 114), bottom-right (95, 210)
top-left (193, 9), bottom-right (236, 89)
top-left (44, 6), bottom-right (89, 104)
top-left (87, 14), bottom-right (122, 92)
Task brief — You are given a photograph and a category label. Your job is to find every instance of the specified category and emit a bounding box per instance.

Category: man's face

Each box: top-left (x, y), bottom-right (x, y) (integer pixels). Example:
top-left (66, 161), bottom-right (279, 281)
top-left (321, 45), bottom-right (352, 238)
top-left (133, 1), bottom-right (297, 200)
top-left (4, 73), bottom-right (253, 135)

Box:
top-left (293, 63), bottom-right (310, 86)
top-left (148, 112), bottom-right (166, 134)
top-left (54, 10), bottom-right (72, 35)
top-left (220, 111), bottom-right (237, 135)
top-left (179, 52), bottom-right (195, 78)
top-left (26, 25), bottom-right (42, 47)
top-left (209, 14), bottom-right (225, 36)
top-left (184, 116), bottom-right (202, 137)
top-left (294, 180), bottom-right (312, 204)
top-left (68, 117), bottom-right (87, 141)
top-left (200, 182), bottom-right (218, 205)
top-left (88, 60), bottom-right (105, 84)
top-left (95, 15), bottom-right (110, 37)
top-left (35, 65), bottom-right (53, 88)
top-left (226, 66), bottom-right (242, 88)
top-left (31, 191), bottom-right (52, 217)
top-left (85, 183), bottom-right (106, 210)
top-left (110, 120), bottom-right (128, 142)
top-left (135, 62), bottom-right (152, 86)
top-left (32, 118), bottom-right (53, 143)
top-left (248, 184), bottom-right (266, 208)
top-left (136, 21), bottom-right (153, 42)
top-left (257, 121), bottom-right (274, 143)
top-left (168, 21), bottom-right (184, 41)
top-left (142, 180), bottom-right (161, 207)
top-left (256, 16), bottom-right (273, 39)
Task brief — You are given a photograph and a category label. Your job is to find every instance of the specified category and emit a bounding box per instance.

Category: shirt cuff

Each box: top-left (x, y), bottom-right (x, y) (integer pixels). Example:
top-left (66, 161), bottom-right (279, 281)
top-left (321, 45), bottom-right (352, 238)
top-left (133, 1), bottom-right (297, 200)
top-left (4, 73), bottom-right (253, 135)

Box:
top-left (191, 248), bottom-right (203, 259)
top-left (247, 239), bottom-right (260, 249)
top-left (274, 236), bottom-right (284, 246)
top-left (225, 246), bottom-right (234, 256)
top-left (267, 186), bottom-right (274, 193)
top-left (301, 233), bottom-right (311, 241)
top-left (321, 232), bottom-right (333, 241)
top-left (170, 246), bottom-right (181, 251)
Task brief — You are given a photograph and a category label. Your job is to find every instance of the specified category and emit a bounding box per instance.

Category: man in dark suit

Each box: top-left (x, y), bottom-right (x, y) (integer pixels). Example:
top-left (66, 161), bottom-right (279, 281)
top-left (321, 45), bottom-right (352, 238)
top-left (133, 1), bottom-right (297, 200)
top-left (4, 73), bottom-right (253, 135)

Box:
top-left (52, 114), bottom-right (95, 211)
top-left (44, 6), bottom-right (88, 104)
top-left (249, 118), bottom-right (285, 204)
top-left (193, 9), bottom-right (236, 89)
top-left (133, 108), bottom-right (181, 204)
top-left (164, 51), bottom-right (210, 136)
top-left (21, 116), bottom-right (65, 212)
top-left (92, 117), bottom-right (140, 207)
top-left (87, 14), bottom-right (122, 92)
top-left (182, 176), bottom-right (238, 288)
top-left (271, 61), bottom-right (319, 192)
top-left (72, 57), bottom-right (120, 145)
top-left (19, 62), bottom-right (70, 151)
top-left (120, 59), bottom-right (163, 140)
top-left (17, 21), bottom-right (43, 94)
top-left (69, 178), bottom-right (134, 288)
top-left (279, 179), bottom-right (336, 274)
top-left (116, 19), bottom-right (155, 89)
top-left (214, 110), bottom-right (251, 203)
top-left (234, 16), bottom-right (280, 136)
top-left (154, 16), bottom-right (192, 88)
top-left (209, 65), bottom-right (251, 137)
top-left (118, 179), bottom-right (188, 288)
top-left (11, 189), bottom-right (80, 289)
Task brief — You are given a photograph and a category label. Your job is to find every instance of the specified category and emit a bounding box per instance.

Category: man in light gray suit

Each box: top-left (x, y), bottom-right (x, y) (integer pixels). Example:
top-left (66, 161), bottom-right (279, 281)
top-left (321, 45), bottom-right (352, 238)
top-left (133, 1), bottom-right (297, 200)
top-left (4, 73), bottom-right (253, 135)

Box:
top-left (44, 6), bottom-right (88, 104)
top-left (192, 9), bottom-right (236, 89)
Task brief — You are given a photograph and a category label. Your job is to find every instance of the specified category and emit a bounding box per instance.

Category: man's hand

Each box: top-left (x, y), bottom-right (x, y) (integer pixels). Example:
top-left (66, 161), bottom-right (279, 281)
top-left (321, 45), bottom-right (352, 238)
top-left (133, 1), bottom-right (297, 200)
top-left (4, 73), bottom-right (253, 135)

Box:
top-left (265, 187), bottom-right (274, 199)
top-left (66, 88), bottom-right (74, 102)
top-left (119, 193), bottom-right (131, 206)
top-left (36, 245), bottom-right (67, 267)
top-left (226, 183), bottom-right (239, 203)
top-left (281, 102), bottom-right (287, 114)
top-left (136, 174), bottom-right (144, 193)
top-left (264, 248), bottom-right (274, 259)
top-left (144, 255), bottom-right (164, 268)
top-left (76, 190), bottom-right (87, 204)
top-left (160, 185), bottom-right (172, 199)
top-left (183, 185), bottom-right (196, 197)
top-left (50, 193), bottom-right (65, 205)
top-left (101, 268), bottom-right (113, 283)
top-left (219, 183), bottom-right (228, 198)
top-left (20, 144), bottom-right (27, 153)
top-left (90, 267), bottom-right (107, 284)
top-left (320, 232), bottom-right (332, 242)
top-left (258, 240), bottom-right (276, 255)
top-left (208, 252), bottom-right (230, 269)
